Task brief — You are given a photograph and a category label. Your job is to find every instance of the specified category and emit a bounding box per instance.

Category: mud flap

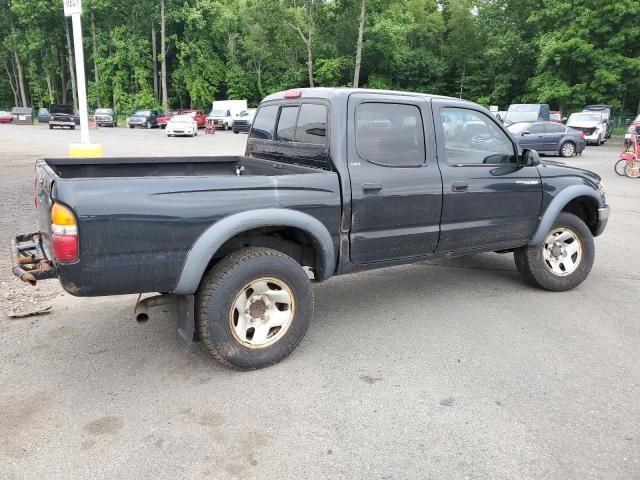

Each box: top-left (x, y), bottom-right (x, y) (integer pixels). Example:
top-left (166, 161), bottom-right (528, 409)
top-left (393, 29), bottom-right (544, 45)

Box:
top-left (176, 294), bottom-right (195, 352)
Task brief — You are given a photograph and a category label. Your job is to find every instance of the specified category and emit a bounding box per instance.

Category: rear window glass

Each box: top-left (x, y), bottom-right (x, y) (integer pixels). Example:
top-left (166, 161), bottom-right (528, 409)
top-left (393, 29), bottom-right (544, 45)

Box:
top-left (355, 103), bottom-right (425, 167)
top-left (250, 105), bottom-right (279, 140)
top-left (276, 106), bottom-right (299, 142)
top-left (295, 104), bottom-right (327, 145)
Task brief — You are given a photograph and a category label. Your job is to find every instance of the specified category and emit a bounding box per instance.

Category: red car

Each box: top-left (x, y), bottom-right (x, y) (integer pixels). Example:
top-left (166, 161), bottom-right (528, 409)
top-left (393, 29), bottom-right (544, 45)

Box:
top-left (181, 110), bottom-right (206, 128)
top-left (0, 111), bottom-right (14, 123)
top-left (157, 111), bottom-right (179, 129)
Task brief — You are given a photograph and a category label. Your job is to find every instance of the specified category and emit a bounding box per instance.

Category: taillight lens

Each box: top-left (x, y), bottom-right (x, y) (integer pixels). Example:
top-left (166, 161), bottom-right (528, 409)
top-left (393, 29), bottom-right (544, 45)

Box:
top-left (578, 131), bottom-right (585, 139)
top-left (51, 203), bottom-right (78, 262)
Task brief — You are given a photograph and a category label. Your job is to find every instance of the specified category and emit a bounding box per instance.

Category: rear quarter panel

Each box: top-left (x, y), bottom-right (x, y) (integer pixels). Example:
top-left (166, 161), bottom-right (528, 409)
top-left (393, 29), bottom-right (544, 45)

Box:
top-left (51, 172), bottom-right (341, 296)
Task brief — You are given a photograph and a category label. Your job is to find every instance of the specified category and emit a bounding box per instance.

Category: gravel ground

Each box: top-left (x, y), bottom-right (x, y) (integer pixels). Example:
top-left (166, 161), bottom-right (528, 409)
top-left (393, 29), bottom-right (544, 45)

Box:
top-left (0, 125), bottom-right (639, 480)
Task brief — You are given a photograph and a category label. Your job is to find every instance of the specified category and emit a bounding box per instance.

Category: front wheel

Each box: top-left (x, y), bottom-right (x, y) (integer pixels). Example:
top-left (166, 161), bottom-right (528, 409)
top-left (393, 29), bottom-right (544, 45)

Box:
top-left (514, 212), bottom-right (594, 292)
top-left (559, 141), bottom-right (575, 158)
top-left (615, 160), bottom-right (628, 176)
top-left (197, 247), bottom-right (313, 370)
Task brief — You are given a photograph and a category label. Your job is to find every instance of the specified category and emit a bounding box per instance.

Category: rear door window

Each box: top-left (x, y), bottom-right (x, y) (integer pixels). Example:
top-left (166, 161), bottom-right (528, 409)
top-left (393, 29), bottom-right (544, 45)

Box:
top-left (355, 103), bottom-right (425, 167)
top-left (250, 105), bottom-right (279, 140)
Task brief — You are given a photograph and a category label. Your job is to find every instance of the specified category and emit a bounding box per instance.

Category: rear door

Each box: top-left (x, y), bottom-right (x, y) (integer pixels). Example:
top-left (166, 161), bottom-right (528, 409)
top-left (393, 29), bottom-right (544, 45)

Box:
top-left (433, 100), bottom-right (542, 253)
top-left (521, 122), bottom-right (545, 151)
top-left (347, 94), bottom-right (442, 264)
top-left (542, 122), bottom-right (566, 153)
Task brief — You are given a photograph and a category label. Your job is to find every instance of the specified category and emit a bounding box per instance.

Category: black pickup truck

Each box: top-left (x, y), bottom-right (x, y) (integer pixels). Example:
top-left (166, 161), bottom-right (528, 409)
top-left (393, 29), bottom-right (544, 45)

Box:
top-left (12, 88), bottom-right (609, 370)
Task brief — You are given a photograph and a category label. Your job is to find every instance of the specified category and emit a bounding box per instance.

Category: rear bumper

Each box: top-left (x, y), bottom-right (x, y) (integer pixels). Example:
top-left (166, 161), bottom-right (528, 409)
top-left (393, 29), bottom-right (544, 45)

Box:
top-left (594, 205), bottom-right (609, 237)
top-left (11, 233), bottom-right (57, 285)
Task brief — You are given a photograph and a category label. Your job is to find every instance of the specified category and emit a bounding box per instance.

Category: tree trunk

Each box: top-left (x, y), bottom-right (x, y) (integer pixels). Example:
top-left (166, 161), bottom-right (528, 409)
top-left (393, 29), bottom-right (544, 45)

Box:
top-left (14, 52), bottom-right (28, 107)
top-left (46, 73), bottom-right (54, 104)
top-left (59, 48), bottom-right (67, 104)
top-left (152, 23), bottom-right (158, 102)
top-left (4, 61), bottom-right (19, 107)
top-left (353, 0), bottom-right (366, 88)
top-left (91, 9), bottom-right (101, 107)
top-left (287, 0), bottom-right (314, 87)
top-left (160, 0), bottom-right (168, 111)
top-left (65, 20), bottom-right (78, 111)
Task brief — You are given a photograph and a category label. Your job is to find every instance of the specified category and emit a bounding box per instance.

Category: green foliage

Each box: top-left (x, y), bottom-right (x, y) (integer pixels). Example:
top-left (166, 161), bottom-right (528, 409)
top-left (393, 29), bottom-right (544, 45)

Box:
top-left (0, 0), bottom-right (638, 115)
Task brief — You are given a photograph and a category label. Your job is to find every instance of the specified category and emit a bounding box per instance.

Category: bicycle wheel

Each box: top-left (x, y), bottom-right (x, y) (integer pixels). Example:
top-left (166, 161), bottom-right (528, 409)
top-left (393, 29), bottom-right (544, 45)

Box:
top-left (625, 160), bottom-right (640, 178)
top-left (615, 160), bottom-right (627, 176)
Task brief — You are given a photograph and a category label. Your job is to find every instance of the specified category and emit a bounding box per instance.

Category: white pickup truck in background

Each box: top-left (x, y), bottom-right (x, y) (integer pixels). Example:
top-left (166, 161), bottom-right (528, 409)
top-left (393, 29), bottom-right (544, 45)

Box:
top-left (207, 100), bottom-right (248, 130)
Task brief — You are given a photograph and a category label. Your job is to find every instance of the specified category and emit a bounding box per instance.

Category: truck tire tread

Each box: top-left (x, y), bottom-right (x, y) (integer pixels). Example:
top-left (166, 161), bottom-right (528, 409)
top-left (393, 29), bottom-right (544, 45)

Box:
top-left (197, 247), bottom-right (313, 370)
top-left (514, 212), bottom-right (595, 292)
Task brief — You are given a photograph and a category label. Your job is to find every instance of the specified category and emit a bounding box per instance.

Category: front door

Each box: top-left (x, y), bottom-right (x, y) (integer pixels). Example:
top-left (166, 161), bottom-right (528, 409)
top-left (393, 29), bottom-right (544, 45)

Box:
top-left (348, 94), bottom-right (443, 264)
top-left (434, 101), bottom-right (542, 253)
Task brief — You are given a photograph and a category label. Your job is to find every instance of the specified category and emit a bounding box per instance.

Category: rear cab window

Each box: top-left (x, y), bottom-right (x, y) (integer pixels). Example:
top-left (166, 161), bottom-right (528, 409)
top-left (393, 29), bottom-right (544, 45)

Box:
top-left (250, 105), bottom-right (279, 140)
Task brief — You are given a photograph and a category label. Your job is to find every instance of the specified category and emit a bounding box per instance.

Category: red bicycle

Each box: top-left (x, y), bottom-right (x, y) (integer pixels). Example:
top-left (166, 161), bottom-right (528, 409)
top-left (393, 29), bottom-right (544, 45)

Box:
top-left (616, 127), bottom-right (640, 177)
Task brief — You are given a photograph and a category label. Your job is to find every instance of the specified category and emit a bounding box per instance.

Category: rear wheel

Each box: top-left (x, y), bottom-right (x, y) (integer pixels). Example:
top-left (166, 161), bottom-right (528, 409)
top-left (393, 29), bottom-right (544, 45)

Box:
top-left (129, 125), bottom-right (134, 129)
top-left (625, 160), bottom-right (640, 178)
top-left (49, 124), bottom-right (53, 130)
top-left (197, 247), bottom-right (313, 370)
top-left (559, 141), bottom-right (575, 157)
top-left (514, 212), bottom-right (594, 292)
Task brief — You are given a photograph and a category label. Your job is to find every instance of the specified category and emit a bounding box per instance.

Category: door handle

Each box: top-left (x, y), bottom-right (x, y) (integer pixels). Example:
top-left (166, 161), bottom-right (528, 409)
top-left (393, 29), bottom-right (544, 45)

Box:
top-left (363, 183), bottom-right (382, 193)
top-left (451, 181), bottom-right (468, 192)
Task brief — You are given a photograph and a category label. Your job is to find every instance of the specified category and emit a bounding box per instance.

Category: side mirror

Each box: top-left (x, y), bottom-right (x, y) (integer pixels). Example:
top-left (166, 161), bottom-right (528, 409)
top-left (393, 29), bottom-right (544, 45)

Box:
top-left (520, 148), bottom-right (540, 167)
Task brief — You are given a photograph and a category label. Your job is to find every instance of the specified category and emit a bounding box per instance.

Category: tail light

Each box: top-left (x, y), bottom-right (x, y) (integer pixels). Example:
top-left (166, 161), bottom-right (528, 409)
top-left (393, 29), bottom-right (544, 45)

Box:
top-left (578, 131), bottom-right (585, 139)
top-left (51, 202), bottom-right (78, 262)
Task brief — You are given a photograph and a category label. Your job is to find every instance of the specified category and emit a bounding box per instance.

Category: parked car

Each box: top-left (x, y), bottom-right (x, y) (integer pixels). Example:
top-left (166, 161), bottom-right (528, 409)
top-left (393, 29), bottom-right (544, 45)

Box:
top-left (94, 108), bottom-right (117, 127)
top-left (37, 108), bottom-right (50, 123)
top-left (627, 114), bottom-right (640, 134)
top-left (207, 100), bottom-right (248, 130)
top-left (232, 109), bottom-right (257, 133)
top-left (583, 105), bottom-right (614, 138)
top-left (48, 104), bottom-right (75, 130)
top-left (157, 111), bottom-right (178, 129)
top-left (549, 110), bottom-right (567, 124)
top-left (181, 110), bottom-right (207, 128)
top-left (13, 88), bottom-right (609, 370)
top-left (0, 111), bottom-right (14, 123)
top-left (166, 114), bottom-right (198, 137)
top-left (127, 110), bottom-right (159, 129)
top-left (566, 112), bottom-right (607, 145)
top-left (504, 104), bottom-right (550, 125)
top-left (507, 121), bottom-right (585, 157)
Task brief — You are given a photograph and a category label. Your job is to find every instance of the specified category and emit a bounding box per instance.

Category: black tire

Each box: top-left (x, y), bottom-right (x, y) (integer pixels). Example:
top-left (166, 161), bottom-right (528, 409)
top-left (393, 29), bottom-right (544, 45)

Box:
top-left (514, 212), bottom-right (594, 292)
top-left (197, 247), bottom-right (313, 370)
top-left (49, 124), bottom-right (53, 130)
top-left (233, 130), bottom-right (239, 134)
top-left (615, 160), bottom-right (628, 176)
top-left (129, 125), bottom-right (134, 129)
top-left (71, 125), bottom-right (75, 130)
top-left (559, 141), bottom-right (575, 158)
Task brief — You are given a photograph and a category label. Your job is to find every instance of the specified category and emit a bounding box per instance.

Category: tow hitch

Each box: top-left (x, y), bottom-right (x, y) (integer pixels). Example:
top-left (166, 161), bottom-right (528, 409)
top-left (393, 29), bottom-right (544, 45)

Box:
top-left (11, 233), bottom-right (57, 285)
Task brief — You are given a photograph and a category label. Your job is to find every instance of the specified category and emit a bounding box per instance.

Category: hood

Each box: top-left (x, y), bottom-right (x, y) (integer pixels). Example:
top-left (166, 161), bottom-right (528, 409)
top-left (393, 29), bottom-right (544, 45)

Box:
top-left (567, 121), bottom-right (601, 128)
top-left (537, 159), bottom-right (601, 187)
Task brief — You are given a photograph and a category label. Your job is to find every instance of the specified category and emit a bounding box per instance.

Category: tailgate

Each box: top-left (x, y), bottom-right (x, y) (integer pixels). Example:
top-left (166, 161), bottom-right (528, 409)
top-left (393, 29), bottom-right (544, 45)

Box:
top-left (35, 159), bottom-right (57, 257)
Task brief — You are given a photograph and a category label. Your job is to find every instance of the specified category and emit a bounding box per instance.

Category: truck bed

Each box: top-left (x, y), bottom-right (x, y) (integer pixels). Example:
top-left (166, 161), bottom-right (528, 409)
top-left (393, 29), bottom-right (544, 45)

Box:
top-left (36, 156), bottom-right (341, 296)
top-left (45, 155), bottom-right (320, 179)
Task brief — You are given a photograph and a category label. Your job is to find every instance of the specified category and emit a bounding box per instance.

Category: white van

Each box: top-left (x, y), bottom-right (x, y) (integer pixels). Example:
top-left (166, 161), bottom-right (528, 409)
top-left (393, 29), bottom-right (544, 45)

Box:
top-left (207, 100), bottom-right (248, 130)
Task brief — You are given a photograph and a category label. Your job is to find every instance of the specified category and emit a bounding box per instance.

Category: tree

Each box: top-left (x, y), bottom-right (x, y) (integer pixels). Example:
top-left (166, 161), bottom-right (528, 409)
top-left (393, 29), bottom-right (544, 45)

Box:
top-left (352, 0), bottom-right (366, 88)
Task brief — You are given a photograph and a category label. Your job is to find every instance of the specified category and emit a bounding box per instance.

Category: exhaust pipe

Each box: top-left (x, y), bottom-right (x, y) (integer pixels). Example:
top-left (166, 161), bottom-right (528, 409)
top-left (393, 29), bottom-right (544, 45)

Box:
top-left (134, 294), bottom-right (176, 323)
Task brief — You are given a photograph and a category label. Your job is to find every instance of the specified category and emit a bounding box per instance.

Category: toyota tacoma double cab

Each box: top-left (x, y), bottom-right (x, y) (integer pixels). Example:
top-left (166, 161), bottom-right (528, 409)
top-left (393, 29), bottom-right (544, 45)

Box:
top-left (12, 88), bottom-right (609, 370)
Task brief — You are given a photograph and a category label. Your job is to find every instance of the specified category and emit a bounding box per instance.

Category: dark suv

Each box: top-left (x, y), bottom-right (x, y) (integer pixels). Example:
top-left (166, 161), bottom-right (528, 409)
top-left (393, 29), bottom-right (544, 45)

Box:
top-left (127, 110), bottom-right (159, 129)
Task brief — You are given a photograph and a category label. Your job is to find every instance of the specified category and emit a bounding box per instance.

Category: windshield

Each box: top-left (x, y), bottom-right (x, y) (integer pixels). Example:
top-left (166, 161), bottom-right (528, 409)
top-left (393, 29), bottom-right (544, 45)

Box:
top-left (568, 113), bottom-right (602, 123)
top-left (550, 113), bottom-right (561, 121)
top-left (95, 109), bottom-right (112, 115)
top-left (506, 122), bottom-right (532, 134)
top-left (211, 110), bottom-right (228, 117)
top-left (134, 110), bottom-right (151, 116)
top-left (51, 105), bottom-right (73, 114)
top-left (171, 116), bottom-right (192, 123)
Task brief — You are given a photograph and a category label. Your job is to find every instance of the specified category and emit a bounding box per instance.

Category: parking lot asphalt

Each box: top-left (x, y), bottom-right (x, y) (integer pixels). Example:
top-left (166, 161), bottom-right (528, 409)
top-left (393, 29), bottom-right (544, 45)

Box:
top-left (0, 124), bottom-right (639, 479)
